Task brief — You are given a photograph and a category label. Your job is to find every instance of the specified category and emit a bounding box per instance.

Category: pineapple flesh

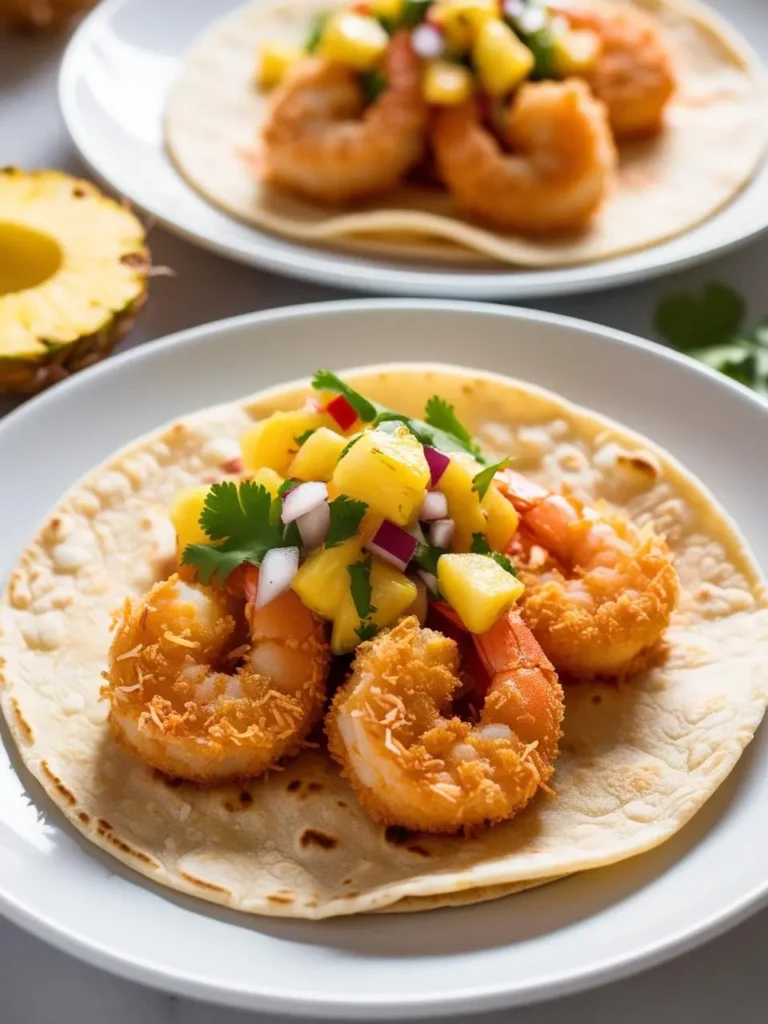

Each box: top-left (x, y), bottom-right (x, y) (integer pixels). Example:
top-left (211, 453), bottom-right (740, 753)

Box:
top-left (0, 169), bottom-right (150, 394)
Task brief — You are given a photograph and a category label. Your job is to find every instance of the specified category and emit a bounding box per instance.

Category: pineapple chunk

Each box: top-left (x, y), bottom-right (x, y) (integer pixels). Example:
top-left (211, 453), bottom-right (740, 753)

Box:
top-left (482, 484), bottom-right (519, 551)
top-left (292, 537), bottom-right (362, 620)
top-left (319, 13), bottom-right (389, 71)
top-left (255, 43), bottom-right (302, 90)
top-left (331, 426), bottom-right (429, 526)
top-left (370, 0), bottom-right (404, 19)
top-left (438, 455), bottom-right (487, 552)
top-left (553, 29), bottom-right (602, 77)
top-left (473, 19), bottom-right (534, 97)
top-left (331, 558), bottom-right (418, 654)
top-left (431, 0), bottom-right (497, 50)
top-left (289, 426), bottom-right (347, 482)
top-left (240, 410), bottom-right (329, 477)
top-left (438, 553), bottom-right (524, 633)
top-left (423, 61), bottom-right (474, 105)
top-left (170, 487), bottom-right (209, 550)
top-left (251, 466), bottom-right (284, 497)
top-left (331, 593), bottom-right (361, 655)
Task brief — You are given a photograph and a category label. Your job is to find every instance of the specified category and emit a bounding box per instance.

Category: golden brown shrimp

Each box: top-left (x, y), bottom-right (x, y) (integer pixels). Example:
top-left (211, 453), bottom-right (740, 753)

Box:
top-left (261, 31), bottom-right (428, 202)
top-left (431, 78), bottom-right (617, 234)
top-left (326, 613), bottom-right (563, 834)
top-left (105, 570), bottom-right (329, 783)
top-left (499, 469), bottom-right (678, 679)
top-left (558, 0), bottom-right (676, 138)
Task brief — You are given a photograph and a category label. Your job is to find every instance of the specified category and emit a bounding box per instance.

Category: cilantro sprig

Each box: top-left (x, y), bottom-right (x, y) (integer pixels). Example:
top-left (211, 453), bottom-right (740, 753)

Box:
top-left (348, 557), bottom-right (375, 619)
top-left (654, 282), bottom-right (768, 397)
top-left (182, 481), bottom-right (286, 585)
top-left (312, 370), bottom-right (488, 462)
top-left (325, 495), bottom-right (368, 548)
top-left (472, 457), bottom-right (510, 501)
top-left (470, 533), bottom-right (518, 575)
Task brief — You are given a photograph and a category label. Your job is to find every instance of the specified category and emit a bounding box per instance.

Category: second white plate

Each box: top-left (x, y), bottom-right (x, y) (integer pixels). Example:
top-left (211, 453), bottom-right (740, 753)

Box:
top-left (59, 0), bottom-right (768, 300)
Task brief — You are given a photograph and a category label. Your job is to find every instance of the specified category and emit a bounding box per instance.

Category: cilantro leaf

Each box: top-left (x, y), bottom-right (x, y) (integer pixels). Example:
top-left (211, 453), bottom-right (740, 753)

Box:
top-left (654, 282), bottom-right (745, 352)
top-left (424, 396), bottom-right (482, 459)
top-left (360, 69), bottom-right (387, 104)
top-left (472, 457), bottom-right (509, 500)
top-left (415, 541), bottom-right (446, 576)
top-left (305, 12), bottom-right (327, 53)
top-left (283, 520), bottom-right (302, 548)
top-left (338, 434), bottom-right (363, 461)
top-left (356, 621), bottom-right (379, 643)
top-left (278, 478), bottom-right (298, 497)
top-left (325, 495), bottom-right (368, 548)
top-left (470, 532), bottom-right (491, 555)
top-left (312, 370), bottom-right (377, 422)
top-left (182, 481), bottom-right (284, 584)
top-left (398, 0), bottom-right (431, 29)
top-left (348, 557), bottom-right (376, 619)
top-left (294, 428), bottom-right (316, 447)
top-left (491, 552), bottom-right (518, 577)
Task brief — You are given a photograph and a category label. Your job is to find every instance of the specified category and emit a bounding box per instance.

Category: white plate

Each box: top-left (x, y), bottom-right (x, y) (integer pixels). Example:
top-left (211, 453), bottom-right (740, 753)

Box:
top-left (1, 301), bottom-right (767, 1019)
top-left (59, 0), bottom-right (768, 301)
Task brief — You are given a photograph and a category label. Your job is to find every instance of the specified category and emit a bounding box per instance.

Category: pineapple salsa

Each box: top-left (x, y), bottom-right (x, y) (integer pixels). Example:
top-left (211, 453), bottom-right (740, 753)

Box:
top-left (172, 371), bottom-right (523, 654)
top-left (256, 0), bottom-right (601, 101)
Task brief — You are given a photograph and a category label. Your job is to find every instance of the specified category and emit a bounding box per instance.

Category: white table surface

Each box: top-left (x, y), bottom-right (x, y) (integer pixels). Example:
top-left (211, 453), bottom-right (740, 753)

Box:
top-left (2, 16), bottom-right (768, 1024)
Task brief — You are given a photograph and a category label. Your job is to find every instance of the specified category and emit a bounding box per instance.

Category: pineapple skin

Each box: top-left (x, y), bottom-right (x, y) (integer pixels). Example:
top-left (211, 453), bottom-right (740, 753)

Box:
top-left (0, 168), bottom-right (150, 395)
top-left (0, 0), bottom-right (97, 33)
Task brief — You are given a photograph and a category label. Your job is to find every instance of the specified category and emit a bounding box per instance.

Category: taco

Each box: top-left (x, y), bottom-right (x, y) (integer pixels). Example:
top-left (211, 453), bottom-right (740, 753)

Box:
top-left (1, 365), bottom-right (766, 918)
top-left (164, 0), bottom-right (767, 267)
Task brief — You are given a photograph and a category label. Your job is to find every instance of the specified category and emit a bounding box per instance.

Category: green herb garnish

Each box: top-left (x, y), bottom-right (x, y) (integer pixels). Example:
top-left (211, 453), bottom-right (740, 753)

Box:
top-left (305, 12), bottom-right (328, 53)
top-left (338, 434), bottom-right (363, 461)
top-left (348, 556), bottom-right (376, 619)
top-left (360, 69), bottom-right (388, 104)
top-left (356, 621), bottom-right (380, 643)
top-left (181, 481), bottom-right (285, 585)
top-left (424, 396), bottom-right (483, 459)
top-left (472, 457), bottom-right (509, 500)
top-left (325, 495), bottom-right (368, 548)
top-left (294, 428), bottom-right (316, 447)
top-left (470, 532), bottom-right (492, 555)
top-left (283, 520), bottom-right (302, 548)
top-left (313, 370), bottom-right (378, 422)
top-left (491, 552), bottom-right (518, 576)
top-left (415, 541), bottom-right (446, 576)
top-left (399, 0), bottom-right (431, 29)
top-left (278, 478), bottom-right (299, 497)
top-left (654, 283), bottom-right (768, 396)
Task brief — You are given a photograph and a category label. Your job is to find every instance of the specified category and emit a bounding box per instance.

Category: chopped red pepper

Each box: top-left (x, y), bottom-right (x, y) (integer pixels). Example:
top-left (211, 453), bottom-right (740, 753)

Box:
top-left (326, 394), bottom-right (358, 431)
top-left (351, 1), bottom-right (371, 13)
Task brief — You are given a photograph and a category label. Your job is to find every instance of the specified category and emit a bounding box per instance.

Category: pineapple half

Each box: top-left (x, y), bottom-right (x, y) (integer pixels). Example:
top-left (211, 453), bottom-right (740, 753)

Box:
top-left (0, 168), bottom-right (150, 394)
top-left (0, 0), bottom-right (96, 32)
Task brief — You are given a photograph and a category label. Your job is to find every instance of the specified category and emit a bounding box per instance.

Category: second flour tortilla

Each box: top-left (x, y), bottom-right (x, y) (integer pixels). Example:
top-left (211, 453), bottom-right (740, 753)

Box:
top-left (164, 0), bottom-right (767, 266)
top-left (1, 365), bottom-right (767, 918)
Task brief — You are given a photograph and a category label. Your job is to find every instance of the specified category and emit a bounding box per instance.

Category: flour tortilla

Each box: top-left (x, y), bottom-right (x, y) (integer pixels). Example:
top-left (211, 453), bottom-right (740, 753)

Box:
top-left (164, 0), bottom-right (767, 267)
top-left (1, 365), bottom-right (767, 918)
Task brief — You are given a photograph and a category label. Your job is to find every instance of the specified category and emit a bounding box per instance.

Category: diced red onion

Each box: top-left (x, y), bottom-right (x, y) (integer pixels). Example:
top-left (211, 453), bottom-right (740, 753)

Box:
top-left (368, 519), bottom-right (419, 572)
top-left (502, 0), bottom-right (525, 18)
top-left (281, 481), bottom-right (328, 524)
top-left (423, 446), bottom-right (451, 487)
top-left (429, 518), bottom-right (455, 548)
top-left (326, 394), bottom-right (358, 431)
top-left (416, 569), bottom-right (439, 594)
top-left (419, 490), bottom-right (448, 521)
top-left (254, 547), bottom-right (299, 609)
top-left (412, 22), bottom-right (445, 59)
top-left (296, 500), bottom-right (330, 550)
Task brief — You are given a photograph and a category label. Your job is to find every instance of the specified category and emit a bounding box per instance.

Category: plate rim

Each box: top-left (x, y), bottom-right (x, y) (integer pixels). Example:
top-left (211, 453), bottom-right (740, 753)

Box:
top-left (58, 0), bottom-right (768, 302)
top-left (1, 298), bottom-right (768, 1018)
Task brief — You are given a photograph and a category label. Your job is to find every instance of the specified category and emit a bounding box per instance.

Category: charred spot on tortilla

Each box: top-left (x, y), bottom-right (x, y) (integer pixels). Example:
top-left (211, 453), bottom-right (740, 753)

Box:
top-left (385, 825), bottom-right (411, 846)
top-left (268, 892), bottom-right (294, 905)
top-left (9, 698), bottom-right (33, 743)
top-left (300, 828), bottom-right (338, 851)
top-left (287, 779), bottom-right (302, 792)
top-left (40, 760), bottom-right (76, 805)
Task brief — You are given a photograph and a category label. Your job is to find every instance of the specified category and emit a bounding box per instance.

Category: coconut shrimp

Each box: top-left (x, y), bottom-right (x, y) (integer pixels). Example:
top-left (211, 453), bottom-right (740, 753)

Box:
top-left (105, 570), bottom-right (329, 783)
top-left (558, 1), bottom-right (676, 138)
top-left (431, 79), bottom-right (617, 234)
top-left (326, 613), bottom-right (563, 834)
top-left (499, 469), bottom-right (678, 679)
top-left (261, 32), bottom-right (428, 202)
